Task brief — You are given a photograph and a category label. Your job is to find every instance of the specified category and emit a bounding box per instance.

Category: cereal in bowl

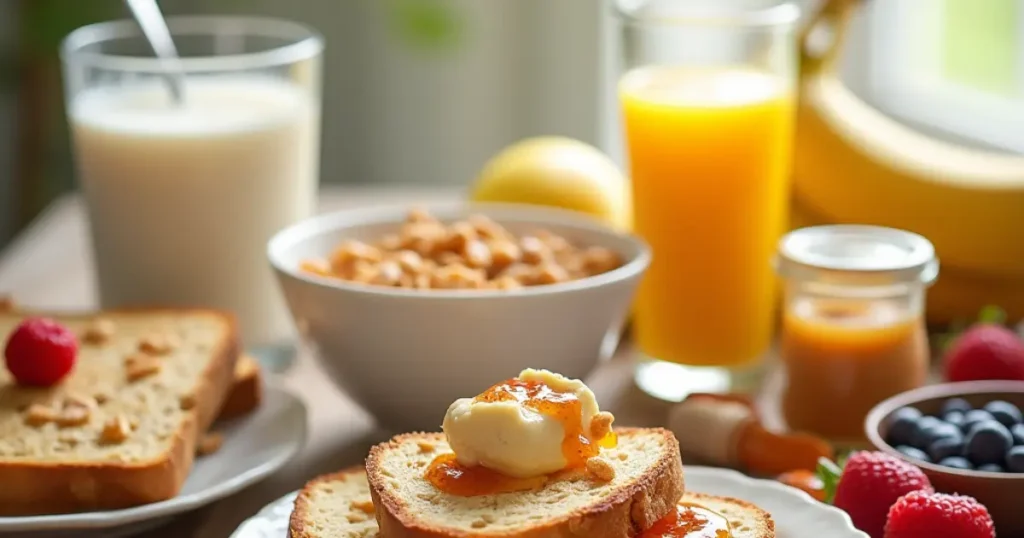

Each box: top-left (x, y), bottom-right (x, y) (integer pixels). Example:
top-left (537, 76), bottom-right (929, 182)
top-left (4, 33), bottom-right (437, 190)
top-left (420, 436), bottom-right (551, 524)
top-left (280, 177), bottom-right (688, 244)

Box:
top-left (299, 208), bottom-right (624, 290)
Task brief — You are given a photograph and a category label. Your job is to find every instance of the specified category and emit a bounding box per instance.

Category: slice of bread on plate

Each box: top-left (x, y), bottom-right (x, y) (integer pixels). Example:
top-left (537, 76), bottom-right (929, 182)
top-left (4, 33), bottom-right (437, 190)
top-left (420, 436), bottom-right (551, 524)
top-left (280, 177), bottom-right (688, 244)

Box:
top-left (681, 492), bottom-right (774, 538)
top-left (287, 469), bottom-right (776, 538)
top-left (0, 309), bottom-right (238, 515)
top-left (216, 354), bottom-right (264, 421)
top-left (289, 467), bottom-right (379, 538)
top-left (366, 428), bottom-right (684, 538)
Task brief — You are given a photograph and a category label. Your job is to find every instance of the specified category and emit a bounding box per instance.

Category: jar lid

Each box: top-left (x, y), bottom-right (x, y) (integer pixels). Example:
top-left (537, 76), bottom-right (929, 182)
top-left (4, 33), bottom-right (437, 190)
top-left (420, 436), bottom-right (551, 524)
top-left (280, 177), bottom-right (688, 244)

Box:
top-left (776, 225), bottom-right (938, 284)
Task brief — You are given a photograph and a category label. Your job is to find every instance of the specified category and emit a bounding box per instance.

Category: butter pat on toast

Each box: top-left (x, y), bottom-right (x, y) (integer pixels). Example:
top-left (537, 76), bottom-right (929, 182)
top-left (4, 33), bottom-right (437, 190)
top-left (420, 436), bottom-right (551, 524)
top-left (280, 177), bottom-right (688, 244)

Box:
top-left (0, 310), bottom-right (238, 515)
top-left (366, 428), bottom-right (684, 538)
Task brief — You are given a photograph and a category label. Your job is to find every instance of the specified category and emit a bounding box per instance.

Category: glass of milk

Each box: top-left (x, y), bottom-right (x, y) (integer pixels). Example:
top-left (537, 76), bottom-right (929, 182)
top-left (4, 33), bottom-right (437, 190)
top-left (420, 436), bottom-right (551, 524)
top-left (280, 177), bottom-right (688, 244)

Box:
top-left (61, 17), bottom-right (323, 371)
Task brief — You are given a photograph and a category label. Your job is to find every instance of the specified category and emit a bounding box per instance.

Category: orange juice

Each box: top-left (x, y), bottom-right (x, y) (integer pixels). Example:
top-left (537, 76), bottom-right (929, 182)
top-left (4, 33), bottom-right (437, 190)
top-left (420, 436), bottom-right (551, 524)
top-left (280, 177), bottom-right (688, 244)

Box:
top-left (780, 298), bottom-right (929, 443)
top-left (620, 67), bottom-right (795, 367)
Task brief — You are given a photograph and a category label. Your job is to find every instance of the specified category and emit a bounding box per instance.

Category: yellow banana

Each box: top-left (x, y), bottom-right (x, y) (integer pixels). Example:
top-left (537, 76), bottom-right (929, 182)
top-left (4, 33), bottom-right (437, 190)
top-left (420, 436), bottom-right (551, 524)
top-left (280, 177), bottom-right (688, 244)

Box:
top-left (791, 74), bottom-right (1024, 324)
top-left (789, 0), bottom-right (1024, 325)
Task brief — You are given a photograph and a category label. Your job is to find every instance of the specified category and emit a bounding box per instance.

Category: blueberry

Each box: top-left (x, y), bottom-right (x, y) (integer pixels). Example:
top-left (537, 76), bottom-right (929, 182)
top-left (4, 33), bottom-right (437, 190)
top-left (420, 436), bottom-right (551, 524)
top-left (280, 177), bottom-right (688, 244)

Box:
top-left (965, 421), bottom-right (1014, 466)
top-left (978, 463), bottom-right (1005, 473)
top-left (984, 400), bottom-right (1023, 428)
top-left (911, 416), bottom-right (944, 448)
top-left (1012, 423), bottom-right (1024, 446)
top-left (895, 445), bottom-right (930, 463)
top-left (943, 410), bottom-right (965, 428)
top-left (928, 437), bottom-right (965, 462)
top-left (1007, 446), bottom-right (1024, 473)
top-left (939, 456), bottom-right (973, 470)
top-left (921, 422), bottom-right (962, 448)
top-left (962, 410), bottom-right (995, 433)
top-left (885, 407), bottom-right (923, 446)
top-left (942, 397), bottom-right (973, 415)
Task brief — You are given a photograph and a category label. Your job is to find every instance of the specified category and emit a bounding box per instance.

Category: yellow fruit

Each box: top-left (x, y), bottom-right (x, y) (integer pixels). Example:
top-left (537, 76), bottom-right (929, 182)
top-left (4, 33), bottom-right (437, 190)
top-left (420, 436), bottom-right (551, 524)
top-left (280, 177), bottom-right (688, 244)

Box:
top-left (791, 75), bottom-right (1024, 324)
top-left (470, 137), bottom-right (632, 231)
top-left (789, 0), bottom-right (1024, 324)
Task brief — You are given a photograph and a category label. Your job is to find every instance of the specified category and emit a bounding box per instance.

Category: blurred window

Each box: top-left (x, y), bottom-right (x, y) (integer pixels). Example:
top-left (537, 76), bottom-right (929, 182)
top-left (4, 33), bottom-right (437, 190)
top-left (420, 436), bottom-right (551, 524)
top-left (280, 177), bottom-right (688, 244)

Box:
top-left (869, 0), bottom-right (1022, 153)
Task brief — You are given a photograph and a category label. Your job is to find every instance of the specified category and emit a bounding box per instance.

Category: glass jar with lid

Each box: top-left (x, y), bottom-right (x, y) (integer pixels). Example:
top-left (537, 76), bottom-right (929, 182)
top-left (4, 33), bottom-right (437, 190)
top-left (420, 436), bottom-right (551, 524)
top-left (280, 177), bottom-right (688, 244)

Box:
top-left (774, 225), bottom-right (939, 445)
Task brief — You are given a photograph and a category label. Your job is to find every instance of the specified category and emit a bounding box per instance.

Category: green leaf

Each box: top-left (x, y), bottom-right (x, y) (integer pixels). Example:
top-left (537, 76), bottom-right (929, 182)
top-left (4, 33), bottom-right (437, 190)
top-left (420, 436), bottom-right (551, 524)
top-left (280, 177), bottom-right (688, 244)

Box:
top-left (816, 457), bottom-right (843, 505)
top-left (385, 0), bottom-right (463, 52)
top-left (978, 305), bottom-right (1007, 325)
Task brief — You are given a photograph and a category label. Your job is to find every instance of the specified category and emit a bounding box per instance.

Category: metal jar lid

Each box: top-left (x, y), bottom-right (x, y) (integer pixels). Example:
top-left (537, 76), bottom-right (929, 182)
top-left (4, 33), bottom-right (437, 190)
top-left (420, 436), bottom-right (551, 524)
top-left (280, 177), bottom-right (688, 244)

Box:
top-left (775, 225), bottom-right (939, 285)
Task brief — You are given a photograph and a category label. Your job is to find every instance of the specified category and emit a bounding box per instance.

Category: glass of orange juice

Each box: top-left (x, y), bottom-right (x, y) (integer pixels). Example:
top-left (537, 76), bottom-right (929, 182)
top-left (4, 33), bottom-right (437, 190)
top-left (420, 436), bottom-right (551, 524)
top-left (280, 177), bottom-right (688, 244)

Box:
top-left (615, 1), bottom-right (801, 401)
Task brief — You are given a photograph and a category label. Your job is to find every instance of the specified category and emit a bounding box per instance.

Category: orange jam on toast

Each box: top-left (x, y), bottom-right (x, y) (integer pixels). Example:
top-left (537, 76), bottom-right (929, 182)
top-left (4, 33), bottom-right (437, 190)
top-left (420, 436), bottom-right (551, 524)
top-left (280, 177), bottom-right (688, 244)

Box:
top-left (639, 504), bottom-right (731, 538)
top-left (424, 453), bottom-right (549, 496)
top-left (426, 377), bottom-right (616, 496)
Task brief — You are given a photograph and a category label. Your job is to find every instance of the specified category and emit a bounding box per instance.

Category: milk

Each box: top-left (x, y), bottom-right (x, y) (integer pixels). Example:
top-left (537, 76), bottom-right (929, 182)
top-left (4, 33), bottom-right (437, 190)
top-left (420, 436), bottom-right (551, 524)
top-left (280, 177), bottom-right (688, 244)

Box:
top-left (70, 77), bottom-right (320, 348)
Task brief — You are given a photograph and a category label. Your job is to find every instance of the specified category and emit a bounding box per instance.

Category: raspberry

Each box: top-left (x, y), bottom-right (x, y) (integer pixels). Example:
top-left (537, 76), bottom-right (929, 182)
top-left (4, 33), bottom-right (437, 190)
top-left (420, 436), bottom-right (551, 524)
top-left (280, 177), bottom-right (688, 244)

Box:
top-left (833, 451), bottom-right (933, 538)
top-left (4, 317), bottom-right (79, 386)
top-left (885, 491), bottom-right (994, 538)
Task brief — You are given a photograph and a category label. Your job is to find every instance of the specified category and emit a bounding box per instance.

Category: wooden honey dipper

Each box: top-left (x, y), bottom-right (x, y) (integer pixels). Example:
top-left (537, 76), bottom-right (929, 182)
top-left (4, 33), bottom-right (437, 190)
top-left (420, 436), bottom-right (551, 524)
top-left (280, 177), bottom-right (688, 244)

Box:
top-left (667, 393), bottom-right (834, 477)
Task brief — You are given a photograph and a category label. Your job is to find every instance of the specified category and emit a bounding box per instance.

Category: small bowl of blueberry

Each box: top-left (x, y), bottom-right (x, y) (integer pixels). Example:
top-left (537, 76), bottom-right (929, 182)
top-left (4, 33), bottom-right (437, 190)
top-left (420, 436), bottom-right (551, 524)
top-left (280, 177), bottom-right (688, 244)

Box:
top-left (866, 380), bottom-right (1024, 534)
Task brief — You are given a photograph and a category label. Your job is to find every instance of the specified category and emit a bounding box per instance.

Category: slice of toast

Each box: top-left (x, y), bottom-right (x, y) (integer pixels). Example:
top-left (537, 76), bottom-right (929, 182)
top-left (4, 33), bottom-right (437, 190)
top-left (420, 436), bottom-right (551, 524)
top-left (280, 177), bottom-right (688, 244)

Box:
top-left (289, 467), bottom-right (379, 538)
top-left (366, 428), bottom-right (685, 538)
top-left (681, 492), bottom-right (775, 538)
top-left (216, 354), bottom-right (263, 421)
top-left (0, 310), bottom-right (238, 515)
top-left (287, 469), bottom-right (774, 538)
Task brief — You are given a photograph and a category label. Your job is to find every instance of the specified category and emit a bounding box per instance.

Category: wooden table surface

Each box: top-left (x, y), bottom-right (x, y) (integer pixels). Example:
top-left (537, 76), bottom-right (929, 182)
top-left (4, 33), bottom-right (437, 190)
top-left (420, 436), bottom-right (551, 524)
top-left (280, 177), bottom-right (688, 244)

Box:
top-left (0, 186), bottom-right (783, 538)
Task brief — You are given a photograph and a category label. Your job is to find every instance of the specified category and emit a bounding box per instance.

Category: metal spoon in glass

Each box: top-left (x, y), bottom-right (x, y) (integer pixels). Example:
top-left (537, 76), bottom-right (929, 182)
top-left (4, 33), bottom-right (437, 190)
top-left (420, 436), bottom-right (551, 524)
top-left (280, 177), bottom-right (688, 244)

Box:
top-left (124, 0), bottom-right (185, 104)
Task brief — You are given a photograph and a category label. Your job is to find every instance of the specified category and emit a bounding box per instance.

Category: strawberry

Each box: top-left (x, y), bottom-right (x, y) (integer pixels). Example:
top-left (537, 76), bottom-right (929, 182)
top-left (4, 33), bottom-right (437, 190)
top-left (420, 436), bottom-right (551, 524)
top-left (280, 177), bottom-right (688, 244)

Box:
top-left (943, 306), bottom-right (1024, 383)
top-left (820, 451), bottom-right (933, 538)
top-left (884, 491), bottom-right (994, 538)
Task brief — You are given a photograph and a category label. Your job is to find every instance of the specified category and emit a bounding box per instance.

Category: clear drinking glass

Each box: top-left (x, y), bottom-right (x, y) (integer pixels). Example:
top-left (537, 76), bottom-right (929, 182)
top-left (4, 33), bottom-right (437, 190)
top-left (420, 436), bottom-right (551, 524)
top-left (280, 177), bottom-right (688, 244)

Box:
top-left (61, 17), bottom-right (323, 371)
top-left (615, 1), bottom-right (801, 401)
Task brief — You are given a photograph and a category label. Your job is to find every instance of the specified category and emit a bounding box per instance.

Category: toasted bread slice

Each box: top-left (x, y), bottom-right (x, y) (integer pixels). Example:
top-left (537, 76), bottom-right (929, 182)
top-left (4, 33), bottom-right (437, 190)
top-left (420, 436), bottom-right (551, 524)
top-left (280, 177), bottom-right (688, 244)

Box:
top-left (366, 428), bottom-right (684, 538)
top-left (681, 492), bottom-right (774, 538)
top-left (289, 469), bottom-right (773, 538)
top-left (289, 467), bottom-right (379, 538)
top-left (0, 310), bottom-right (238, 515)
top-left (216, 354), bottom-right (263, 421)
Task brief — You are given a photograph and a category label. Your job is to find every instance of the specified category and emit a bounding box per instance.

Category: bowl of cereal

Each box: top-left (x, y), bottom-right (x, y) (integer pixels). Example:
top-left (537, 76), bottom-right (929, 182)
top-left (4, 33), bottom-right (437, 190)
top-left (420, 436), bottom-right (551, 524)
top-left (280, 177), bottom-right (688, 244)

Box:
top-left (267, 203), bottom-right (650, 432)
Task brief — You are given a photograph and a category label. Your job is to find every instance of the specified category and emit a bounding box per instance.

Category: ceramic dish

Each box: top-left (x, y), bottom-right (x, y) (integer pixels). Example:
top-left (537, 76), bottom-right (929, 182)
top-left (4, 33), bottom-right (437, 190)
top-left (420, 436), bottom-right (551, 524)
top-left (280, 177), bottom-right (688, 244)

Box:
top-left (229, 465), bottom-right (867, 538)
top-left (268, 202), bottom-right (650, 433)
top-left (0, 384), bottom-right (307, 538)
top-left (865, 380), bottom-right (1024, 536)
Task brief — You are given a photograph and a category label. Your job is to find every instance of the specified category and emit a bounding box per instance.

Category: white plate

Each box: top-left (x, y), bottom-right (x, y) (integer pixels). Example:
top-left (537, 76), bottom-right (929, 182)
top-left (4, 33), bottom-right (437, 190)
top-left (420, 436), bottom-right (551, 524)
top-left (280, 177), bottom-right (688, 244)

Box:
top-left (0, 384), bottom-right (307, 538)
top-left (230, 465), bottom-right (867, 538)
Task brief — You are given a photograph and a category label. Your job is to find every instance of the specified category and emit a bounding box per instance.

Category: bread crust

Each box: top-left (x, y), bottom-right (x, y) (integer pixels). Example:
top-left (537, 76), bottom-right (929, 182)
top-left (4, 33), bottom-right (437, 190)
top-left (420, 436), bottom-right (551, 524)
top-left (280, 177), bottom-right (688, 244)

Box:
top-left (0, 309), bottom-right (238, 515)
top-left (288, 466), bottom-right (370, 538)
top-left (366, 428), bottom-right (685, 538)
top-left (216, 355), bottom-right (263, 421)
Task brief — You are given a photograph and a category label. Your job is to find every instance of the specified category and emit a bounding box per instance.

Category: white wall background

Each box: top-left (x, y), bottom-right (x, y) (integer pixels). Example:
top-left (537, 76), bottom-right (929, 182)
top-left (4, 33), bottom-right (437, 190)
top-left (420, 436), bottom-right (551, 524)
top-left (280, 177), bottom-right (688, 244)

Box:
top-left (0, 0), bottom-right (951, 245)
top-left (177, 0), bottom-right (603, 187)
top-left (179, 0), bottom-right (873, 187)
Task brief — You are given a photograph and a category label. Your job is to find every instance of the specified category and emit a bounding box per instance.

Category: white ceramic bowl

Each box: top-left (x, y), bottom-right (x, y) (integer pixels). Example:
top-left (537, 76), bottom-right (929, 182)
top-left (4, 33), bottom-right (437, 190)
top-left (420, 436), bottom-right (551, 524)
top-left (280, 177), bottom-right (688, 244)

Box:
top-left (267, 203), bottom-right (650, 432)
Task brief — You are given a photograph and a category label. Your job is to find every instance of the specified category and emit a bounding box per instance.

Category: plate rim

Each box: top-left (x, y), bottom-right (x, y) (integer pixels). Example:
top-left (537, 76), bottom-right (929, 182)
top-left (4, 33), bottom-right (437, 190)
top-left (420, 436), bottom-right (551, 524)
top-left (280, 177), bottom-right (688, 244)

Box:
top-left (230, 465), bottom-right (868, 538)
top-left (0, 383), bottom-right (308, 532)
top-left (684, 466), bottom-right (867, 536)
